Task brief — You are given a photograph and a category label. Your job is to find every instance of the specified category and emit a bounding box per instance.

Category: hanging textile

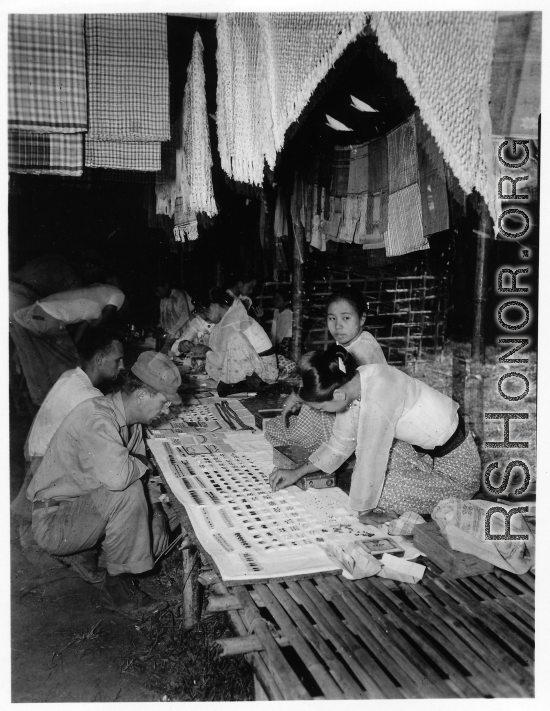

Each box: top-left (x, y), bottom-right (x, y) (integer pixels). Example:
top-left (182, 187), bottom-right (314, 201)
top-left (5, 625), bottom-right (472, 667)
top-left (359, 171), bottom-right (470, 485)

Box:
top-left (387, 115), bottom-right (418, 193)
top-left (183, 33), bottom-right (218, 217)
top-left (216, 12), bottom-right (367, 185)
top-left (384, 117), bottom-right (426, 256)
top-left (490, 12), bottom-right (541, 139)
top-left (85, 14), bottom-right (170, 171)
top-left (371, 12), bottom-right (498, 222)
top-left (8, 130), bottom-right (83, 177)
top-left (347, 143), bottom-right (369, 195)
top-left (216, 14), bottom-right (268, 185)
top-left (385, 183), bottom-right (428, 257)
top-left (85, 140), bottom-right (161, 172)
top-left (362, 136), bottom-right (389, 252)
top-left (331, 147), bottom-right (351, 197)
top-left (260, 13), bottom-right (367, 151)
top-left (415, 112), bottom-right (449, 237)
top-left (8, 15), bottom-right (87, 133)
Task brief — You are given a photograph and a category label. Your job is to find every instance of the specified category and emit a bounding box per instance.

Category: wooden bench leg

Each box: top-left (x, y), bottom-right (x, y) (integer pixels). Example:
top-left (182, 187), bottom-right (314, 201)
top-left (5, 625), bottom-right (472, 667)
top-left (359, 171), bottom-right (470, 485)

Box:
top-left (254, 675), bottom-right (269, 700)
top-left (182, 547), bottom-right (203, 628)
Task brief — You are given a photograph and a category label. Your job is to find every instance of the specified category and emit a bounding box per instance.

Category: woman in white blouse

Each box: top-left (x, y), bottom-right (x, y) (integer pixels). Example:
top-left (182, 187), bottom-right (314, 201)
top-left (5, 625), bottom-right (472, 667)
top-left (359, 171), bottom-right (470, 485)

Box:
top-left (269, 346), bottom-right (481, 525)
top-left (200, 288), bottom-right (278, 396)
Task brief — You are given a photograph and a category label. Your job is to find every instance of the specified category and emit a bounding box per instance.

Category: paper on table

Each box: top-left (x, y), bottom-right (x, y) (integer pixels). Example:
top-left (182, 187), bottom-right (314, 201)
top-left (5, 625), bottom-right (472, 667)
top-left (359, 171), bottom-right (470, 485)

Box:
top-left (377, 553), bottom-right (425, 584)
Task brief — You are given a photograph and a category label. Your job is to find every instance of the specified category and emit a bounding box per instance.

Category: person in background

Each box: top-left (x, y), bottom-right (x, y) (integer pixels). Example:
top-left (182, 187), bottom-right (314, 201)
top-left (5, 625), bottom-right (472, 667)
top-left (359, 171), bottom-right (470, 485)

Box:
top-left (26, 351), bottom-right (182, 619)
top-left (265, 287), bottom-right (386, 452)
top-left (9, 253), bottom-right (82, 320)
top-left (270, 287), bottom-right (293, 356)
top-left (11, 330), bottom-right (125, 542)
top-left (11, 284), bottom-right (125, 406)
top-left (155, 280), bottom-right (194, 344)
top-left (269, 346), bottom-right (480, 526)
top-left (225, 272), bottom-right (261, 319)
top-left (270, 287), bottom-right (296, 378)
top-left (199, 288), bottom-right (278, 396)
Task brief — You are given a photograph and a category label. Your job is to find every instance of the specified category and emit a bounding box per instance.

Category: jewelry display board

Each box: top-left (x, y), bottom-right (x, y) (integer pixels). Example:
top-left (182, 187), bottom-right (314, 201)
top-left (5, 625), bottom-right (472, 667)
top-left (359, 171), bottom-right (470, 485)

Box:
top-left (148, 436), bottom-right (393, 582)
top-left (148, 397), bottom-right (257, 437)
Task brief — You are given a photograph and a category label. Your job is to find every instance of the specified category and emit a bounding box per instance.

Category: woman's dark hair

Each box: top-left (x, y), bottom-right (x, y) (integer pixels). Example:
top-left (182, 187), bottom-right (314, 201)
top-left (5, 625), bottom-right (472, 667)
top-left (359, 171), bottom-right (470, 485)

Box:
top-left (298, 345), bottom-right (358, 403)
top-left (194, 287), bottom-right (233, 311)
top-left (326, 288), bottom-right (367, 318)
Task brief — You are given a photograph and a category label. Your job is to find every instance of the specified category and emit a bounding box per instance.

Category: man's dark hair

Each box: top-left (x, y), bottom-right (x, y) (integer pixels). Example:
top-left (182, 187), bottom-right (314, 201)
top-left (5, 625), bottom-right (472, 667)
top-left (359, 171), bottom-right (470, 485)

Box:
top-left (78, 329), bottom-right (123, 363)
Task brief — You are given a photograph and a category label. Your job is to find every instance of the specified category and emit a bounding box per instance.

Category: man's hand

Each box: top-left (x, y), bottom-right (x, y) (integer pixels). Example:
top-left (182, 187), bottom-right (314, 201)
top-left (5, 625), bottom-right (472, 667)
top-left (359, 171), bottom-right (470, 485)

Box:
top-left (282, 391), bottom-right (302, 428)
top-left (151, 508), bottom-right (169, 557)
top-left (269, 467), bottom-right (304, 492)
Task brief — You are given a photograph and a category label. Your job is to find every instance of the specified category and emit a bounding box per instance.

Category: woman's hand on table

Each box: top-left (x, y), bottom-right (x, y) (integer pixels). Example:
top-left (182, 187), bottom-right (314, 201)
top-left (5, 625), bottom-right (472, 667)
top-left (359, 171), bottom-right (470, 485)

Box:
top-left (282, 391), bottom-right (302, 427)
top-left (269, 467), bottom-right (304, 491)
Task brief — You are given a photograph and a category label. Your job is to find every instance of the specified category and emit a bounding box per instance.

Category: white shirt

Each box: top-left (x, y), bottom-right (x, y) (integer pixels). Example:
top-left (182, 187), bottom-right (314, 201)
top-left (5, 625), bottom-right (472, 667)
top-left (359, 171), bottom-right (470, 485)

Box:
top-left (270, 308), bottom-right (293, 346)
top-left (38, 285), bottom-right (125, 324)
top-left (25, 367), bottom-right (102, 459)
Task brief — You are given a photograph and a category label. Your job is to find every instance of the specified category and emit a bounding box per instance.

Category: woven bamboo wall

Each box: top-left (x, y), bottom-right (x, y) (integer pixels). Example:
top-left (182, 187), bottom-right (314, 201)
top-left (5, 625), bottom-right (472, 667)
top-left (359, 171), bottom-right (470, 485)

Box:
top-left (257, 271), bottom-right (448, 367)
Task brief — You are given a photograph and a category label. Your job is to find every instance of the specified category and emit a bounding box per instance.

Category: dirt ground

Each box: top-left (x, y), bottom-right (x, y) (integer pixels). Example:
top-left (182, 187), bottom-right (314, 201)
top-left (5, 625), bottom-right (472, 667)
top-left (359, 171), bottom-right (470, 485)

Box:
top-left (10, 410), bottom-right (162, 703)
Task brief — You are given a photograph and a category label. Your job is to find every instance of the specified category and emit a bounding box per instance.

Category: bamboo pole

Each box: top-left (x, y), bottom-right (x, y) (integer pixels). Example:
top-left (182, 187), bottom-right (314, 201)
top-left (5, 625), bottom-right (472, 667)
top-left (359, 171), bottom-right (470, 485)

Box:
top-left (291, 223), bottom-right (305, 363)
top-left (472, 204), bottom-right (493, 363)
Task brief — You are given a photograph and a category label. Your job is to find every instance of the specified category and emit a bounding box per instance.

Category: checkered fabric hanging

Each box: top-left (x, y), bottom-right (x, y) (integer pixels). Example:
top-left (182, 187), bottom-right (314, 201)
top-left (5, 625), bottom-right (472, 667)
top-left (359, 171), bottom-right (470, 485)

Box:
top-left (8, 14), bottom-right (87, 133)
top-left (8, 130), bottom-right (84, 176)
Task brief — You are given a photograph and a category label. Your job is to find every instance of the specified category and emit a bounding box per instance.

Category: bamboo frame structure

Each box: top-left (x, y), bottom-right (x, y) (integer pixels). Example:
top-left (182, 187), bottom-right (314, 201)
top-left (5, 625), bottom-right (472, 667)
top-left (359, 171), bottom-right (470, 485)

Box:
top-left (257, 271), bottom-right (448, 368)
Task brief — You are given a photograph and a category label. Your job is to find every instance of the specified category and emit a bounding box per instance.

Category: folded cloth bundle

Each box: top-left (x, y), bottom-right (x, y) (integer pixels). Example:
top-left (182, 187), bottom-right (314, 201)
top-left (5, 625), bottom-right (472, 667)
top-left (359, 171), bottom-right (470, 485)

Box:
top-left (432, 497), bottom-right (535, 574)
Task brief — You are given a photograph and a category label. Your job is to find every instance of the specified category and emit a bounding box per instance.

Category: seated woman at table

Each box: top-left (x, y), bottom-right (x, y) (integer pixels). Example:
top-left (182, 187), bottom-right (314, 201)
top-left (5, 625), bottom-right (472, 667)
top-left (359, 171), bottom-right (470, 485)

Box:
top-left (269, 346), bottom-right (481, 525)
top-left (169, 310), bottom-right (215, 357)
top-left (265, 287), bottom-right (385, 452)
top-left (199, 288), bottom-right (278, 396)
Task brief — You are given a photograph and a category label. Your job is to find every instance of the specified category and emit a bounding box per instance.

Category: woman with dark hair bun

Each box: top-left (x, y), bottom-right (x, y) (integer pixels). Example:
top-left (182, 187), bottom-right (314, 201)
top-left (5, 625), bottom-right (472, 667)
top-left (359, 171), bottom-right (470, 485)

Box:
top-left (265, 287), bottom-right (385, 452)
top-left (197, 287), bottom-right (278, 396)
top-left (269, 354), bottom-right (480, 526)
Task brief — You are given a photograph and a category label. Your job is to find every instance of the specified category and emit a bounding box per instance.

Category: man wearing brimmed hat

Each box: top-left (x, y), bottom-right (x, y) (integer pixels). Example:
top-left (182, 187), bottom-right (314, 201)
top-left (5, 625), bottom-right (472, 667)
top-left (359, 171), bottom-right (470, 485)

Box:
top-left (26, 351), bottom-right (182, 620)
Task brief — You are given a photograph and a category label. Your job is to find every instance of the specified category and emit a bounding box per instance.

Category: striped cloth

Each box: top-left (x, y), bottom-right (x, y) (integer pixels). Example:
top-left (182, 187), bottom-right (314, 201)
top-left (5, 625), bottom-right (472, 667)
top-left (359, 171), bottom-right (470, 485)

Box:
top-left (9, 130), bottom-right (83, 176)
top-left (8, 15), bottom-right (87, 133)
top-left (385, 183), bottom-right (428, 257)
top-left (85, 14), bottom-right (169, 171)
top-left (415, 112), bottom-right (449, 237)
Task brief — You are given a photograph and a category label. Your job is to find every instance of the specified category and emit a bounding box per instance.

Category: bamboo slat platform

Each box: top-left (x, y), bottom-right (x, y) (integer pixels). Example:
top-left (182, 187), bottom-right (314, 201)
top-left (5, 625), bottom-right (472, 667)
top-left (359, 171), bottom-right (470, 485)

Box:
top-left (150, 438), bottom-right (534, 700)
top-left (207, 567), bottom-right (534, 700)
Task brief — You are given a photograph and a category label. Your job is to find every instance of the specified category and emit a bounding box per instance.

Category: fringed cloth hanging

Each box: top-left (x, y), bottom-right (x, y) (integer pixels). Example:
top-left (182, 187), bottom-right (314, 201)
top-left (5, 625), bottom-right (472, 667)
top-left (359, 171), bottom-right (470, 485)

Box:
top-left (216, 12), bottom-right (367, 185)
top-left (183, 33), bottom-right (218, 217)
top-left (371, 12), bottom-right (498, 222)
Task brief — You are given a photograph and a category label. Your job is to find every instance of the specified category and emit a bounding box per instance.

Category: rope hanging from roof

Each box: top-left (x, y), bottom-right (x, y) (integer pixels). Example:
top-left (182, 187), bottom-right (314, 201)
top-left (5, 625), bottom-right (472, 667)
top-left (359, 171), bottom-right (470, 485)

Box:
top-left (216, 12), bottom-right (368, 186)
top-left (370, 11), bottom-right (498, 223)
